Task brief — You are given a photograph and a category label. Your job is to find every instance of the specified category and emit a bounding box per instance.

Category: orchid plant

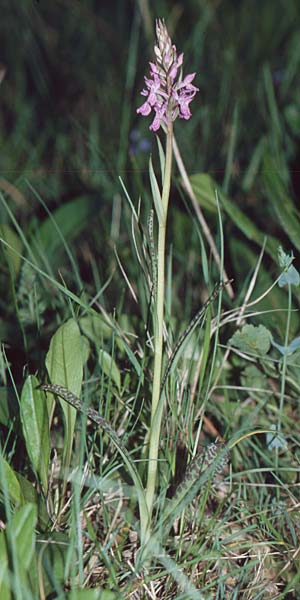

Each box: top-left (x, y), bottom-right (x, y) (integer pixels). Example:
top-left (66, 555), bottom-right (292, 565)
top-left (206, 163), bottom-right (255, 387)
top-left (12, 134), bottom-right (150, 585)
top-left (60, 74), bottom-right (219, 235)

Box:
top-left (137, 19), bottom-right (199, 544)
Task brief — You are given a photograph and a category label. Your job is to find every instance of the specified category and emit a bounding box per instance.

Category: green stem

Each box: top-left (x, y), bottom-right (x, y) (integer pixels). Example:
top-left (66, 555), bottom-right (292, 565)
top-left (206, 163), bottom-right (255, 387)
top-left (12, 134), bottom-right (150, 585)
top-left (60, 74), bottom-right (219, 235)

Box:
top-left (145, 122), bottom-right (173, 538)
top-left (278, 282), bottom-right (292, 431)
top-left (275, 282), bottom-right (291, 500)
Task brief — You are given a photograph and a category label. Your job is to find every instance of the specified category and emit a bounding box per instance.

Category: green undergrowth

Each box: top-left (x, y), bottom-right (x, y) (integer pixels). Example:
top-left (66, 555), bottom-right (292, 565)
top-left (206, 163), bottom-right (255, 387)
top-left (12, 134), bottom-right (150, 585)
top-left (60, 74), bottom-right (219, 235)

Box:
top-left (0, 0), bottom-right (300, 598)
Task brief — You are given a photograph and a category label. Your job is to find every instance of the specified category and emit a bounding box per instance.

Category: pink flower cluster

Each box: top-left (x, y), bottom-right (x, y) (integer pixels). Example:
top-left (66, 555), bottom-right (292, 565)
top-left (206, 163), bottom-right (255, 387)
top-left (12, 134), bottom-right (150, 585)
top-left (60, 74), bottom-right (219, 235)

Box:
top-left (137, 20), bottom-right (199, 132)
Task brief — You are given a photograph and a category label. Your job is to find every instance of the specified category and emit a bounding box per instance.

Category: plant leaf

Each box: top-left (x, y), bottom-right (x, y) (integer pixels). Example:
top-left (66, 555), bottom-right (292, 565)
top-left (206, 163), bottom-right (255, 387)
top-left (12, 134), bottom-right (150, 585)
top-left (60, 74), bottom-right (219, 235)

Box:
top-left (189, 173), bottom-right (279, 260)
top-left (20, 375), bottom-right (50, 494)
top-left (0, 387), bottom-right (18, 427)
top-left (156, 134), bottom-right (165, 187)
top-left (0, 456), bottom-right (24, 506)
top-left (266, 425), bottom-right (288, 451)
top-left (149, 155), bottom-right (165, 225)
top-left (10, 503), bottom-right (37, 569)
top-left (278, 265), bottom-right (300, 287)
top-left (262, 153), bottom-right (300, 252)
top-left (0, 503), bottom-right (38, 598)
top-left (229, 324), bottom-right (272, 356)
top-left (271, 336), bottom-right (300, 356)
top-left (45, 318), bottom-right (88, 467)
top-left (0, 224), bottom-right (22, 277)
top-left (34, 196), bottom-right (98, 261)
top-left (0, 531), bottom-right (9, 600)
top-left (98, 349), bottom-right (121, 391)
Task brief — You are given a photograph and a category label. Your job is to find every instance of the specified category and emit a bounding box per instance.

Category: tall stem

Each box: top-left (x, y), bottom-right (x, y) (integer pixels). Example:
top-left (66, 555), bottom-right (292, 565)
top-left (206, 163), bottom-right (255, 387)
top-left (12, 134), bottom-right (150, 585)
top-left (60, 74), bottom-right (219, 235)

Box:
top-left (145, 123), bottom-right (173, 535)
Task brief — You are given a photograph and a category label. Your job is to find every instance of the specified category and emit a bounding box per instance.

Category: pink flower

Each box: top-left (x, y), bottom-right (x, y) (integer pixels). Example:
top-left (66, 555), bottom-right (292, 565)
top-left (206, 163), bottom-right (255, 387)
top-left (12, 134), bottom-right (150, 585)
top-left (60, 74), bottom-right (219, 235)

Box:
top-left (137, 19), bottom-right (198, 132)
top-left (150, 103), bottom-right (167, 131)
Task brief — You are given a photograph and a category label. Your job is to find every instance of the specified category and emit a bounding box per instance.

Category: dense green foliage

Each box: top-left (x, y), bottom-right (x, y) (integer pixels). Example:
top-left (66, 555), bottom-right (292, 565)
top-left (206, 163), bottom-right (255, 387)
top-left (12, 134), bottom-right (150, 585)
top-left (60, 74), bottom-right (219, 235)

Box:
top-left (0, 1), bottom-right (300, 598)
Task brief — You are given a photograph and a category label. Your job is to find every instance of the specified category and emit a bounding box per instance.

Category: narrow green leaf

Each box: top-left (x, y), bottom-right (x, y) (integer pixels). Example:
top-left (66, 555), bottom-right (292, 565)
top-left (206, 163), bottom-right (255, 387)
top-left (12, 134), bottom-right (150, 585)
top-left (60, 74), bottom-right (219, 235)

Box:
top-left (242, 137), bottom-right (266, 191)
top-left (118, 176), bottom-right (138, 223)
top-left (198, 307), bottom-right (212, 394)
top-left (20, 375), bottom-right (50, 494)
top-left (149, 155), bottom-right (165, 225)
top-left (156, 134), bottom-right (165, 187)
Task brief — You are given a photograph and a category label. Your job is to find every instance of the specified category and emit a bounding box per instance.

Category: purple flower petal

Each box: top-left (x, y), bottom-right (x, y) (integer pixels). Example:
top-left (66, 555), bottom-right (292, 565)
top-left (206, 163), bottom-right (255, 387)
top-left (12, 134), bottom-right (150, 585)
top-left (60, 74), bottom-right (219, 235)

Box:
top-left (149, 103), bottom-right (167, 131)
top-left (137, 101), bottom-right (152, 116)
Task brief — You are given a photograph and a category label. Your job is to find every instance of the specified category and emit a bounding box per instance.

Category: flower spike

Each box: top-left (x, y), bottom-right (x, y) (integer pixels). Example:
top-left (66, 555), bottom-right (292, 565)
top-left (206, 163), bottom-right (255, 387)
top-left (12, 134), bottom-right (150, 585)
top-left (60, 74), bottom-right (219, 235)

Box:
top-left (137, 18), bottom-right (199, 131)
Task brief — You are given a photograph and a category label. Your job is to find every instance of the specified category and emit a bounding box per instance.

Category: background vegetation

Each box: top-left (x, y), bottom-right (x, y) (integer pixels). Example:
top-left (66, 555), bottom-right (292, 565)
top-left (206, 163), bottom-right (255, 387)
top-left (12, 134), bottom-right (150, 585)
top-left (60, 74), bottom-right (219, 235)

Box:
top-left (0, 0), bottom-right (300, 598)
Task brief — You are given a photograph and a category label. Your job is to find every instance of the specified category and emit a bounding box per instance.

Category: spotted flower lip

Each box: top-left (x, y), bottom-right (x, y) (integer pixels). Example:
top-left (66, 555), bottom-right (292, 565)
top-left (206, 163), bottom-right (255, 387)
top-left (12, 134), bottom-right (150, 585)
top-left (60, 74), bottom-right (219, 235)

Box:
top-left (137, 19), bottom-right (199, 131)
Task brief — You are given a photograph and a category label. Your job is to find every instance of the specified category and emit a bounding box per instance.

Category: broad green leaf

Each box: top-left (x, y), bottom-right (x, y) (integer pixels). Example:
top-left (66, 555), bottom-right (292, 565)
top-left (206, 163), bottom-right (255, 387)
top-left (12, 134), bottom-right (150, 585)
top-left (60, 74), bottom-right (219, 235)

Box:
top-left (10, 503), bottom-right (37, 569)
top-left (0, 532), bottom-right (9, 600)
top-left (35, 196), bottom-right (98, 260)
top-left (0, 224), bottom-right (22, 277)
top-left (0, 387), bottom-right (18, 427)
top-left (15, 472), bottom-right (50, 529)
top-left (98, 349), bottom-right (120, 391)
top-left (188, 173), bottom-right (218, 213)
top-left (229, 324), bottom-right (272, 357)
top-left (80, 312), bottom-right (112, 344)
top-left (241, 365), bottom-right (268, 393)
top-left (45, 318), bottom-right (88, 467)
top-left (0, 456), bottom-right (24, 506)
top-left (20, 375), bottom-right (50, 494)
top-left (262, 153), bottom-right (300, 252)
top-left (0, 504), bottom-right (38, 598)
